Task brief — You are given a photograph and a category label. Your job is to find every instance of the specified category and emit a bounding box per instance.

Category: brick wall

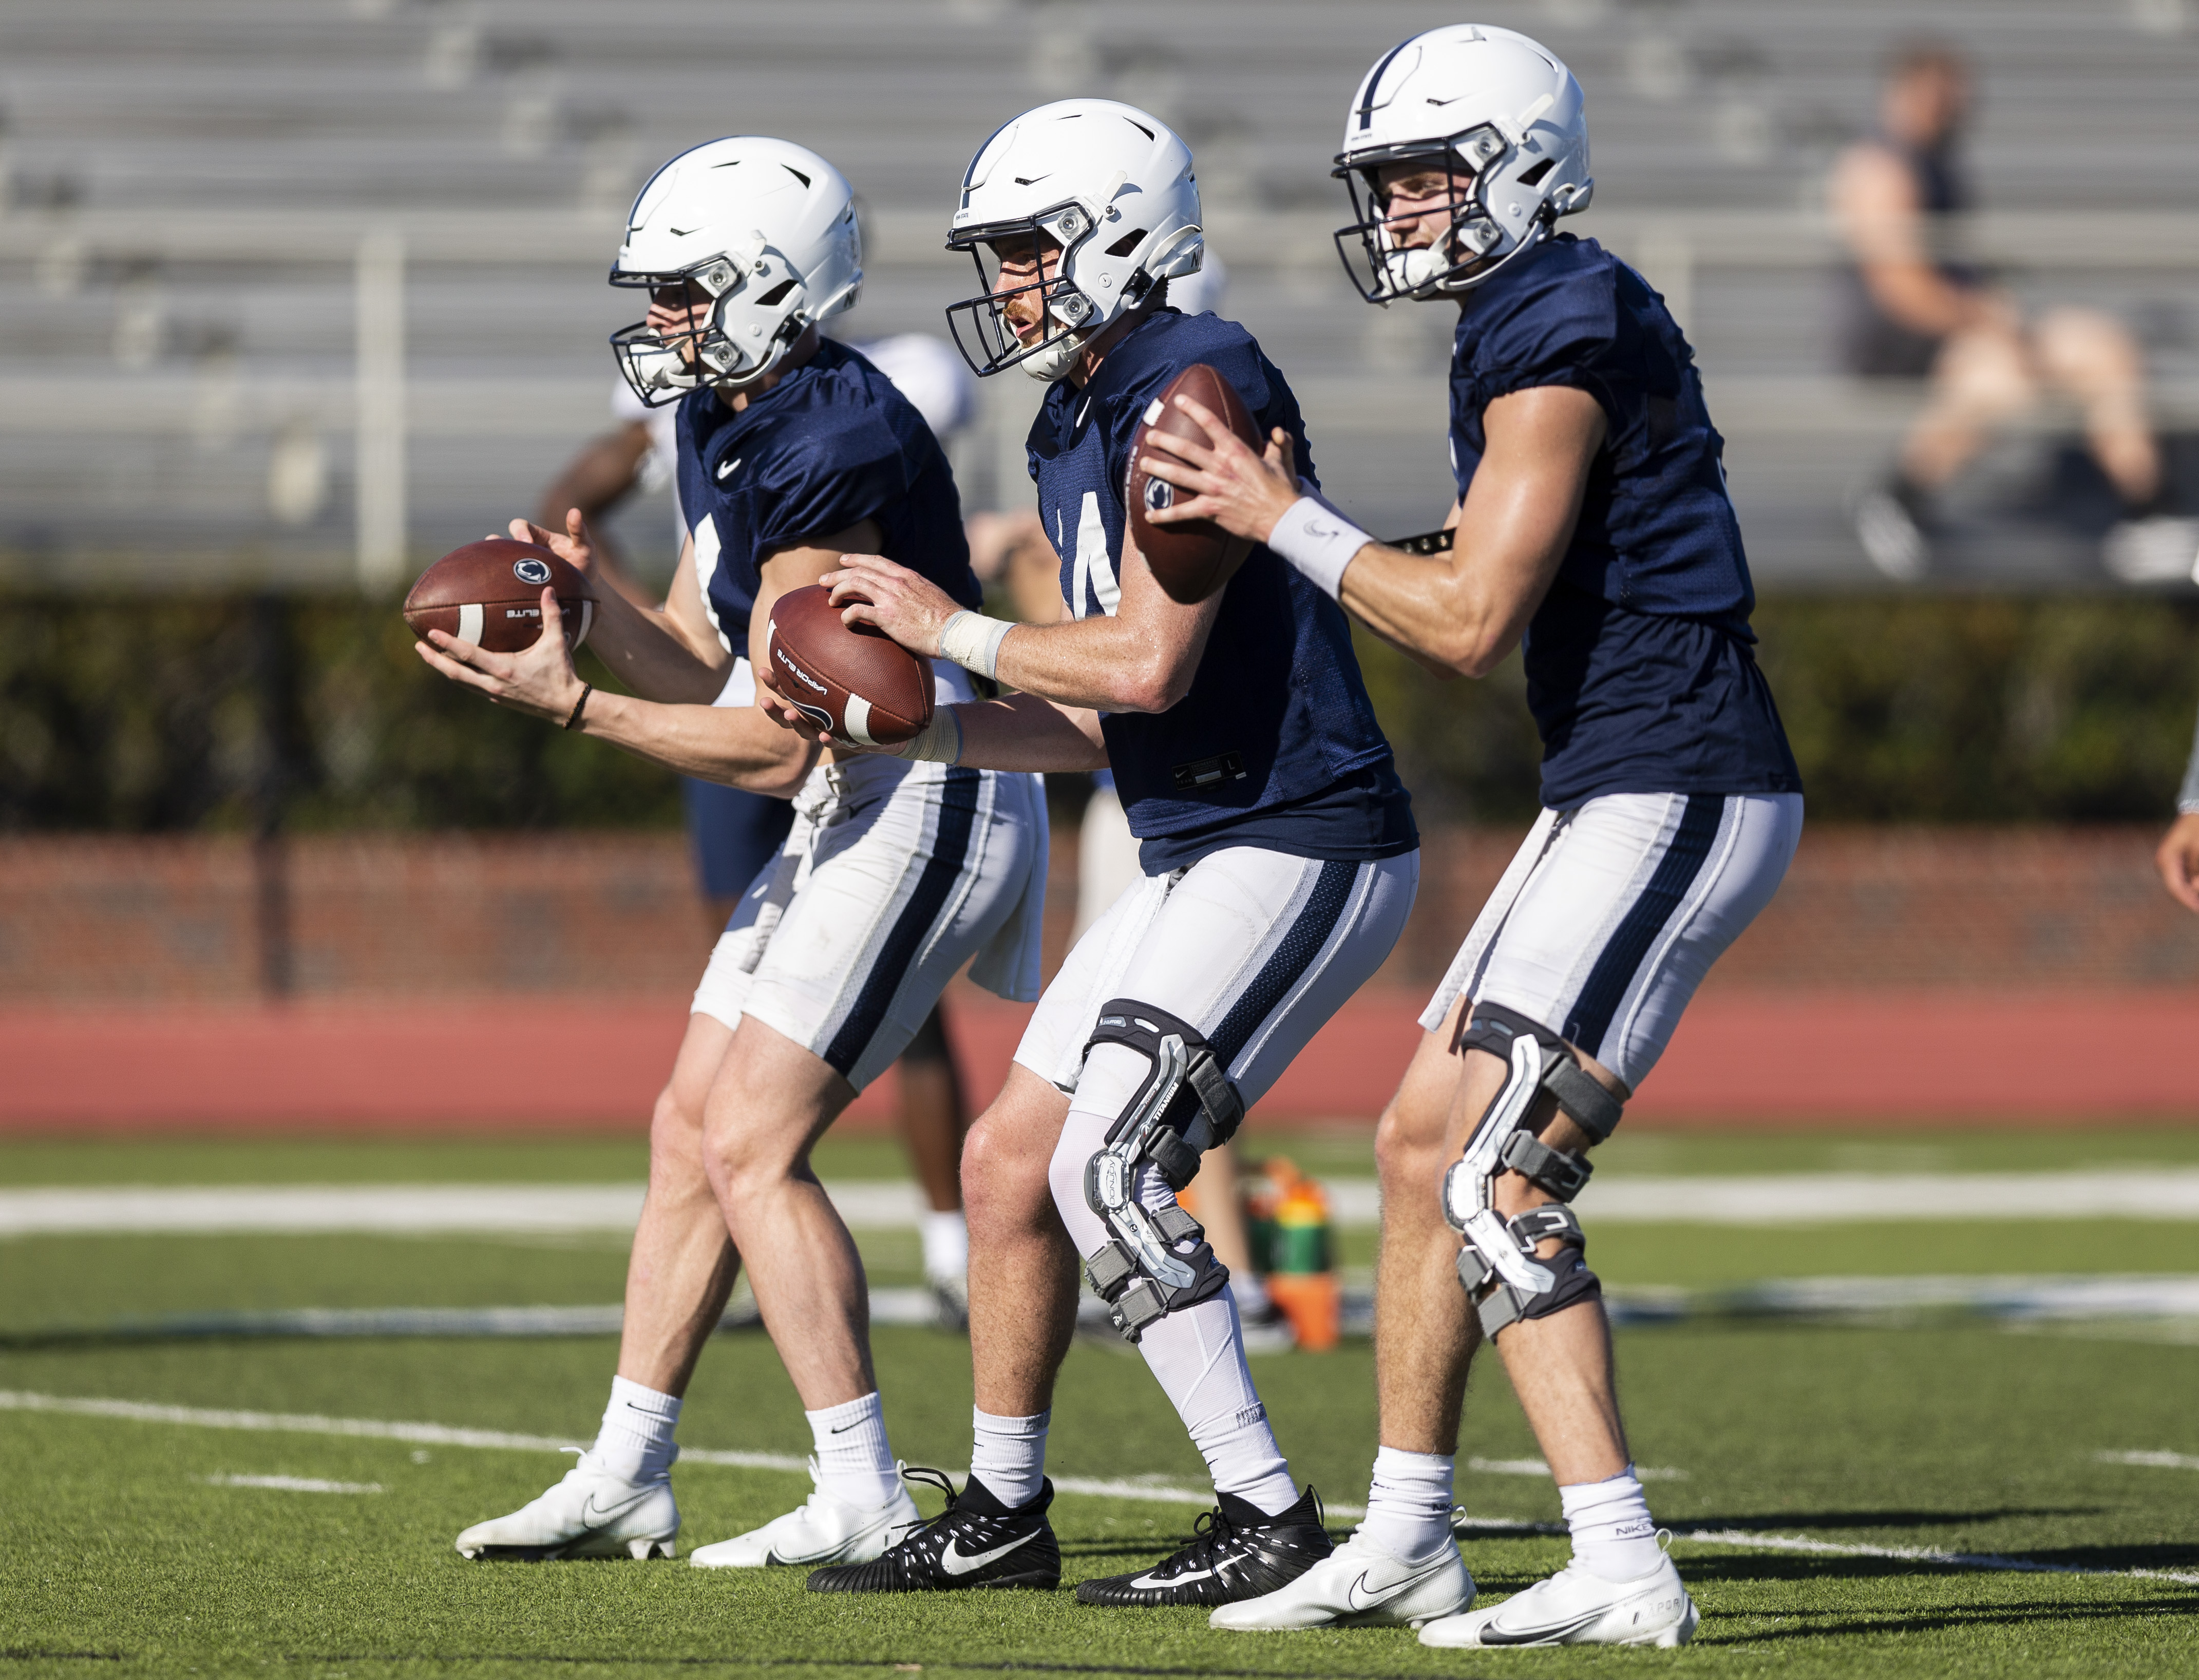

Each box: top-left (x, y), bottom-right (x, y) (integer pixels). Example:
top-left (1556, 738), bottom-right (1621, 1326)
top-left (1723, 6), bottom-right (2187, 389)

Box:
top-left (2, 825), bottom-right (2194, 1004)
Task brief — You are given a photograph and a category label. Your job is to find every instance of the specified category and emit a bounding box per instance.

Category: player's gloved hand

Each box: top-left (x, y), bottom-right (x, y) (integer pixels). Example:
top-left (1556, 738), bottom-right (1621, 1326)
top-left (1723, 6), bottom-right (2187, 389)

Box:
top-left (414, 588), bottom-right (589, 725)
top-left (1138, 394), bottom-right (1302, 547)
top-left (823, 554), bottom-right (962, 659)
top-left (507, 507), bottom-right (604, 580)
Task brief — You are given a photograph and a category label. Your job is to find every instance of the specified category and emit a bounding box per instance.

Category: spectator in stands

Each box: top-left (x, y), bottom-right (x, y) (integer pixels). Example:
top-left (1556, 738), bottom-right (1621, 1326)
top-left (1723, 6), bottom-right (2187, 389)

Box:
top-left (1833, 39), bottom-right (2197, 584)
top-left (2158, 702), bottom-right (2199, 912)
top-left (537, 337), bottom-right (985, 1326)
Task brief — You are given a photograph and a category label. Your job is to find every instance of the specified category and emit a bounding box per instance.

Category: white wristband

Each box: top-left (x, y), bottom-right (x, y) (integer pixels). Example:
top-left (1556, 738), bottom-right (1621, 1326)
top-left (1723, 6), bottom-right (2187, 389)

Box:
top-left (1265, 495), bottom-right (1372, 601)
top-left (938, 609), bottom-right (1014, 681)
top-left (896, 705), bottom-right (963, 764)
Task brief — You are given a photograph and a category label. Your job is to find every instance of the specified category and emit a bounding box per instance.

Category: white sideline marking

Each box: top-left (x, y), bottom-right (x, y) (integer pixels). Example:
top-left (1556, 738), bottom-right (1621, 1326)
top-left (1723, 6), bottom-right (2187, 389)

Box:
top-left (0, 1390), bottom-right (1362, 1516)
top-left (1467, 1456), bottom-right (1685, 1481)
top-left (2097, 1449), bottom-right (2199, 1471)
top-left (9, 1169), bottom-right (2199, 1236)
top-left (1453, 1517), bottom-right (2199, 1587)
top-left (203, 1474), bottom-right (383, 1494)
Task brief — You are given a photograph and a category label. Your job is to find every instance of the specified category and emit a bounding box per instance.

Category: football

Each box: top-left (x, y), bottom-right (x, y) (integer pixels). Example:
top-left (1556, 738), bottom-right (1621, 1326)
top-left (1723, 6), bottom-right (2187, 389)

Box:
top-left (403, 538), bottom-right (596, 654)
top-left (1126, 362), bottom-right (1262, 603)
top-left (765, 583), bottom-right (934, 747)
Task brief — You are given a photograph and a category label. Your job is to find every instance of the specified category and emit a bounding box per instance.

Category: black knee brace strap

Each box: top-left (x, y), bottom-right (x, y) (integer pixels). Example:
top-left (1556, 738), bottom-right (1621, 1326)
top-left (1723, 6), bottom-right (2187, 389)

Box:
top-left (1450, 1001), bottom-right (1624, 1201)
top-left (1083, 1206), bottom-right (1230, 1344)
top-left (1459, 1203), bottom-right (1603, 1340)
top-left (1088, 1000), bottom-right (1244, 1189)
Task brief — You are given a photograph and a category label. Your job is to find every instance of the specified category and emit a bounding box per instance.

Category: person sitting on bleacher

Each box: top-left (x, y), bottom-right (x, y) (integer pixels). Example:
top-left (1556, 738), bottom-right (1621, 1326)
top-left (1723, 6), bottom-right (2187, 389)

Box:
top-left (1833, 38), bottom-right (2197, 585)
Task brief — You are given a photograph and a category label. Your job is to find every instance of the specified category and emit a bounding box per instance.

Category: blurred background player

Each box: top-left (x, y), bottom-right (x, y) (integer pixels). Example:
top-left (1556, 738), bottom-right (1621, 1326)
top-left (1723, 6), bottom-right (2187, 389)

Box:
top-left (536, 335), bottom-right (990, 1324)
top-left (2160, 700), bottom-right (2199, 912)
top-left (426, 137), bottom-right (1047, 1570)
top-left (792, 99), bottom-right (1421, 1610)
top-left (1833, 39), bottom-right (2199, 584)
top-left (1140, 26), bottom-right (1802, 1647)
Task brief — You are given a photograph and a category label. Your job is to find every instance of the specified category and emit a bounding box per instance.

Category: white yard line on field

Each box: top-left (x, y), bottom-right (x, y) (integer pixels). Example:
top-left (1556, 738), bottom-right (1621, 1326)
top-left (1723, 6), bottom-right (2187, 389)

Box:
top-left (11, 1389), bottom-right (2189, 1583)
top-left (2096, 1449), bottom-right (2199, 1471)
top-left (1467, 1456), bottom-right (1685, 1480)
top-left (0, 1389), bottom-right (1364, 1516)
top-left (1453, 1517), bottom-right (2199, 1587)
top-left (8, 1169), bottom-right (2199, 1236)
top-left (203, 1473), bottom-right (383, 1493)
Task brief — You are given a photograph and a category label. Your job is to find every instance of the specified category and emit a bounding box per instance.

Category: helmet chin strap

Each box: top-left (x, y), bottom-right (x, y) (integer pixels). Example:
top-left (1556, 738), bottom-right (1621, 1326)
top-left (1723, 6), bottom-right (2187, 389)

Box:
top-left (1020, 326), bottom-right (1088, 383)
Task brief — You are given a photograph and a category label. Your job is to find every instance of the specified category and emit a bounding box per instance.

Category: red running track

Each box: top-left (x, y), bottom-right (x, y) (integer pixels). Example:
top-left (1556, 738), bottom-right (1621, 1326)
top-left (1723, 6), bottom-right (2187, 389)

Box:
top-left (4, 988), bottom-right (2196, 1132)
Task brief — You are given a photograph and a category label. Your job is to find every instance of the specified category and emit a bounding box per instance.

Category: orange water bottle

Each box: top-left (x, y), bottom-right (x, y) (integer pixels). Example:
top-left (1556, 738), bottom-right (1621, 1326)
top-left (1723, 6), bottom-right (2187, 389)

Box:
top-left (1259, 1159), bottom-right (1341, 1351)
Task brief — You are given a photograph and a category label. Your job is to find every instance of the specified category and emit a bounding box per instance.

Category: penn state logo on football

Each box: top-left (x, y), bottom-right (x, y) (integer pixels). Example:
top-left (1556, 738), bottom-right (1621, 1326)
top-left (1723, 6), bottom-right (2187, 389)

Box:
top-left (1143, 479), bottom-right (1175, 513)
top-left (511, 557), bottom-right (554, 586)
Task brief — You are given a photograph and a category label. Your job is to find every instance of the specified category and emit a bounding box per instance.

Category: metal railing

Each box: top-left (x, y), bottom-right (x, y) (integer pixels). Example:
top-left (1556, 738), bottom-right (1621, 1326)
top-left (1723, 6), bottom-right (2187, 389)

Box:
top-left (3, 205), bottom-right (2195, 589)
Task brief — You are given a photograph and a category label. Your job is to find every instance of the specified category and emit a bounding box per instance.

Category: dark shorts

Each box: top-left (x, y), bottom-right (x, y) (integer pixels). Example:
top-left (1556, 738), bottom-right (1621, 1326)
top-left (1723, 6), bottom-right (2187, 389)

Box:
top-left (681, 778), bottom-right (795, 902)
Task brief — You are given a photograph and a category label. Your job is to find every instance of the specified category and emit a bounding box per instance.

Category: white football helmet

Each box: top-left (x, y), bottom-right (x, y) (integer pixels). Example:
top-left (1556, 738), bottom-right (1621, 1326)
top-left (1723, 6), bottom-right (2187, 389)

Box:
top-left (944, 99), bottom-right (1204, 383)
top-left (610, 137), bottom-right (862, 406)
top-left (1333, 25), bottom-right (1593, 303)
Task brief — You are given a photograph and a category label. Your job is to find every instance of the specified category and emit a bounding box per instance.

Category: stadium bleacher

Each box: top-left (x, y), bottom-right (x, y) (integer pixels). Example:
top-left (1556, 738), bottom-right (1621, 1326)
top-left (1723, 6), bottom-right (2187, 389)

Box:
top-left (2, 0), bottom-right (2196, 587)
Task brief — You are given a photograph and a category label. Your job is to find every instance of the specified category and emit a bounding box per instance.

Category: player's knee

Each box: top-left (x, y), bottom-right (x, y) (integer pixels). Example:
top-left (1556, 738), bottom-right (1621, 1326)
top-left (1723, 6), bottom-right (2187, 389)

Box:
top-left (1374, 1094), bottom-right (1447, 1199)
top-left (2036, 307), bottom-right (2140, 387)
top-left (960, 1102), bottom-right (1056, 1235)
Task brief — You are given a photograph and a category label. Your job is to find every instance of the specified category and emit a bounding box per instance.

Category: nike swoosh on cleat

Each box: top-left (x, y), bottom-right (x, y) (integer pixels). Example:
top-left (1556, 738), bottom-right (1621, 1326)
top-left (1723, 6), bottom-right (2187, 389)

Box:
top-left (1479, 1608), bottom-right (1612, 1647)
top-left (940, 1530), bottom-right (1039, 1577)
top-left (1128, 1563), bottom-right (1219, 1590)
top-left (1344, 1556), bottom-right (1447, 1612)
top-left (579, 1491), bottom-right (652, 1528)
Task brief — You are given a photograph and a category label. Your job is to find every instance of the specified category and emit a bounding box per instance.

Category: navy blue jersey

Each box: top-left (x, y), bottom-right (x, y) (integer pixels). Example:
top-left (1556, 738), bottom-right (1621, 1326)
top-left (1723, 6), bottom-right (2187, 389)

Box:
top-left (1449, 235), bottom-right (1802, 809)
top-left (677, 339), bottom-right (978, 649)
top-left (1030, 308), bottom-right (1415, 871)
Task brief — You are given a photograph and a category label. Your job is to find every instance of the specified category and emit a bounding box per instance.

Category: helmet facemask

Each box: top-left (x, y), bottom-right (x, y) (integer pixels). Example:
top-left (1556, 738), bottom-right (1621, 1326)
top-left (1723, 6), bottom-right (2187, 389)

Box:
top-left (944, 199), bottom-right (1124, 383)
top-left (1334, 125), bottom-right (1533, 304)
top-left (608, 247), bottom-right (810, 408)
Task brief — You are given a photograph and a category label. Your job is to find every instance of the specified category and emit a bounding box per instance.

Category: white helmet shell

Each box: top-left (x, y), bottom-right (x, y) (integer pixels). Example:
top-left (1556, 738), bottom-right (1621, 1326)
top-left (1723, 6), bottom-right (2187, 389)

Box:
top-left (944, 99), bottom-right (1203, 382)
top-left (1332, 25), bottom-right (1592, 302)
top-left (610, 137), bottom-right (863, 405)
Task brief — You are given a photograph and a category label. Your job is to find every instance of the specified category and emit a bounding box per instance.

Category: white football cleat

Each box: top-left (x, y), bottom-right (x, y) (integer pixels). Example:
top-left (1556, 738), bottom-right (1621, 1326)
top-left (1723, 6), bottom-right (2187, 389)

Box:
top-left (689, 1462), bottom-right (921, 1569)
top-left (1417, 1553), bottom-right (1698, 1648)
top-left (1207, 1531), bottom-right (1473, 1630)
top-left (454, 1452), bottom-right (678, 1561)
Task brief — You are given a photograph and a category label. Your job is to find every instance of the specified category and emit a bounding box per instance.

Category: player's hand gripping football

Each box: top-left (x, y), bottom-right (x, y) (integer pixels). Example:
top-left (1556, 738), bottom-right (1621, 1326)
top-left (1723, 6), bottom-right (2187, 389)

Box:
top-left (820, 553), bottom-right (961, 660)
top-left (1137, 394), bottom-right (1302, 547)
top-left (504, 507), bottom-right (604, 581)
top-left (413, 588), bottom-right (589, 724)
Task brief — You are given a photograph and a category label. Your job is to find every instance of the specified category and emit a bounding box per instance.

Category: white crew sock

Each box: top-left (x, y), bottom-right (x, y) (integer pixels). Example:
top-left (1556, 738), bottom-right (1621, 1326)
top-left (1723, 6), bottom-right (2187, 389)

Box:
top-left (592, 1375), bottom-right (680, 1483)
top-left (1560, 1467), bottom-right (1663, 1582)
top-left (1049, 1092), bottom-right (1300, 1517)
top-left (1357, 1445), bottom-right (1456, 1560)
top-left (805, 1391), bottom-right (902, 1509)
top-left (921, 1209), bottom-right (969, 1284)
top-left (970, 1406), bottom-right (1049, 1509)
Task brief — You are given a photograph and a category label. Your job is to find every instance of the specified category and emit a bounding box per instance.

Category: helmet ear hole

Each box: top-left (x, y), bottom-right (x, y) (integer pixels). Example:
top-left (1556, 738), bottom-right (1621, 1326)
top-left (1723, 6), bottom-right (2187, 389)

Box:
top-left (1517, 157), bottom-right (1556, 187)
top-left (1106, 228), bottom-right (1146, 258)
top-left (754, 278), bottom-right (799, 308)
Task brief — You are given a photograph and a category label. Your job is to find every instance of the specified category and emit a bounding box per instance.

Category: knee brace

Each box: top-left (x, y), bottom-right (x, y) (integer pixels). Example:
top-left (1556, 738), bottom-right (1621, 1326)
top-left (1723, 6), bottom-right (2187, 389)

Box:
top-left (1463, 1204), bottom-right (1604, 1340)
top-left (1440, 1002), bottom-right (1623, 1321)
top-left (1078, 1000), bottom-right (1243, 1343)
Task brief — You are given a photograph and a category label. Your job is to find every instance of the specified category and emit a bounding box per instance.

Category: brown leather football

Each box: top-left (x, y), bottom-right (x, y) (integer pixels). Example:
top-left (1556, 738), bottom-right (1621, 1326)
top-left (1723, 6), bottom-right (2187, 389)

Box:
top-left (765, 584), bottom-right (933, 746)
top-left (1127, 362), bottom-right (1261, 603)
top-left (404, 539), bottom-right (596, 653)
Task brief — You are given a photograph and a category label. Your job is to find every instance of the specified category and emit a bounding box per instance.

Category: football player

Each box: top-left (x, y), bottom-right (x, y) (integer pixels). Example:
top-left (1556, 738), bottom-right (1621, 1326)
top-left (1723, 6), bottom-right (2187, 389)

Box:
top-left (416, 137), bottom-right (1047, 1569)
top-left (1134, 27), bottom-right (1803, 1647)
top-left (766, 100), bottom-right (1422, 1609)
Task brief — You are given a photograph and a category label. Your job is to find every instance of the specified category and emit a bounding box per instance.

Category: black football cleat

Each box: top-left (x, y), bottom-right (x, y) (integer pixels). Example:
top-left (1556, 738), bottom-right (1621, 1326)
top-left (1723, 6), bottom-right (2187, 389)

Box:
top-left (806, 1469), bottom-right (1060, 1594)
top-left (1074, 1485), bottom-right (1332, 1607)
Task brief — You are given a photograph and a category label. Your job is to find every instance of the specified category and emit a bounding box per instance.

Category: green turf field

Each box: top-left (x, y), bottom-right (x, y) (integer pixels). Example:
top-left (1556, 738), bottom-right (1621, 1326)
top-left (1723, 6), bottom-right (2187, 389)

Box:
top-left (3, 1133), bottom-right (2196, 1677)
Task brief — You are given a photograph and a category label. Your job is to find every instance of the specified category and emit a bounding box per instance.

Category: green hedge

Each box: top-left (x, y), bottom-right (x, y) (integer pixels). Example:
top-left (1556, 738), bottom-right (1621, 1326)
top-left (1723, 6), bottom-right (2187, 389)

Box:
top-left (2, 592), bottom-right (2195, 831)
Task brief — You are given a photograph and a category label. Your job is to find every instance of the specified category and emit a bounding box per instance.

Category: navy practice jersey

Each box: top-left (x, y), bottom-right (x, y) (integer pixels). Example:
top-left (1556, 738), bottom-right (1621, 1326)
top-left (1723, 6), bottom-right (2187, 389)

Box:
top-left (1029, 308), bottom-right (1415, 871)
top-left (1449, 234), bottom-right (1802, 809)
top-left (677, 338), bottom-right (978, 649)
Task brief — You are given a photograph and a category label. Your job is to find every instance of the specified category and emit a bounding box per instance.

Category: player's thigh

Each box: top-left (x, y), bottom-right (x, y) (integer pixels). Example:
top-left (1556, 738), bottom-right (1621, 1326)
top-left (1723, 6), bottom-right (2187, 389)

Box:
top-left (1078, 845), bottom-right (1418, 1115)
top-left (746, 760), bottom-right (1040, 1094)
top-left (2033, 306), bottom-right (2143, 393)
top-left (1475, 791), bottom-right (1801, 1090)
top-left (698, 1014), bottom-right (857, 1183)
top-left (655, 1010), bottom-right (736, 1161)
top-left (1933, 321), bottom-right (2035, 416)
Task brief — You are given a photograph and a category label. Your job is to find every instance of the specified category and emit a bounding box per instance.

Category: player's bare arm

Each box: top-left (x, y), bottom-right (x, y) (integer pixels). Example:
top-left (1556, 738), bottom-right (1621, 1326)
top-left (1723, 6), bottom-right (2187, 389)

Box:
top-left (502, 509), bottom-right (728, 703)
top-left (2159, 811), bottom-right (2199, 913)
top-left (1831, 143), bottom-right (2009, 340)
top-left (1142, 384), bottom-right (1605, 677)
top-left (823, 531), bottom-right (1223, 715)
top-left (419, 525), bottom-right (881, 793)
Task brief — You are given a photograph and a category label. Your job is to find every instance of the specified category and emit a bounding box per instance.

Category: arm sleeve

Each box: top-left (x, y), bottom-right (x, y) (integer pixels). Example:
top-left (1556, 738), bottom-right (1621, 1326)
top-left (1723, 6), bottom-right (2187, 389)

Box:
top-left (2180, 700), bottom-right (2199, 814)
top-left (751, 411), bottom-right (908, 552)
